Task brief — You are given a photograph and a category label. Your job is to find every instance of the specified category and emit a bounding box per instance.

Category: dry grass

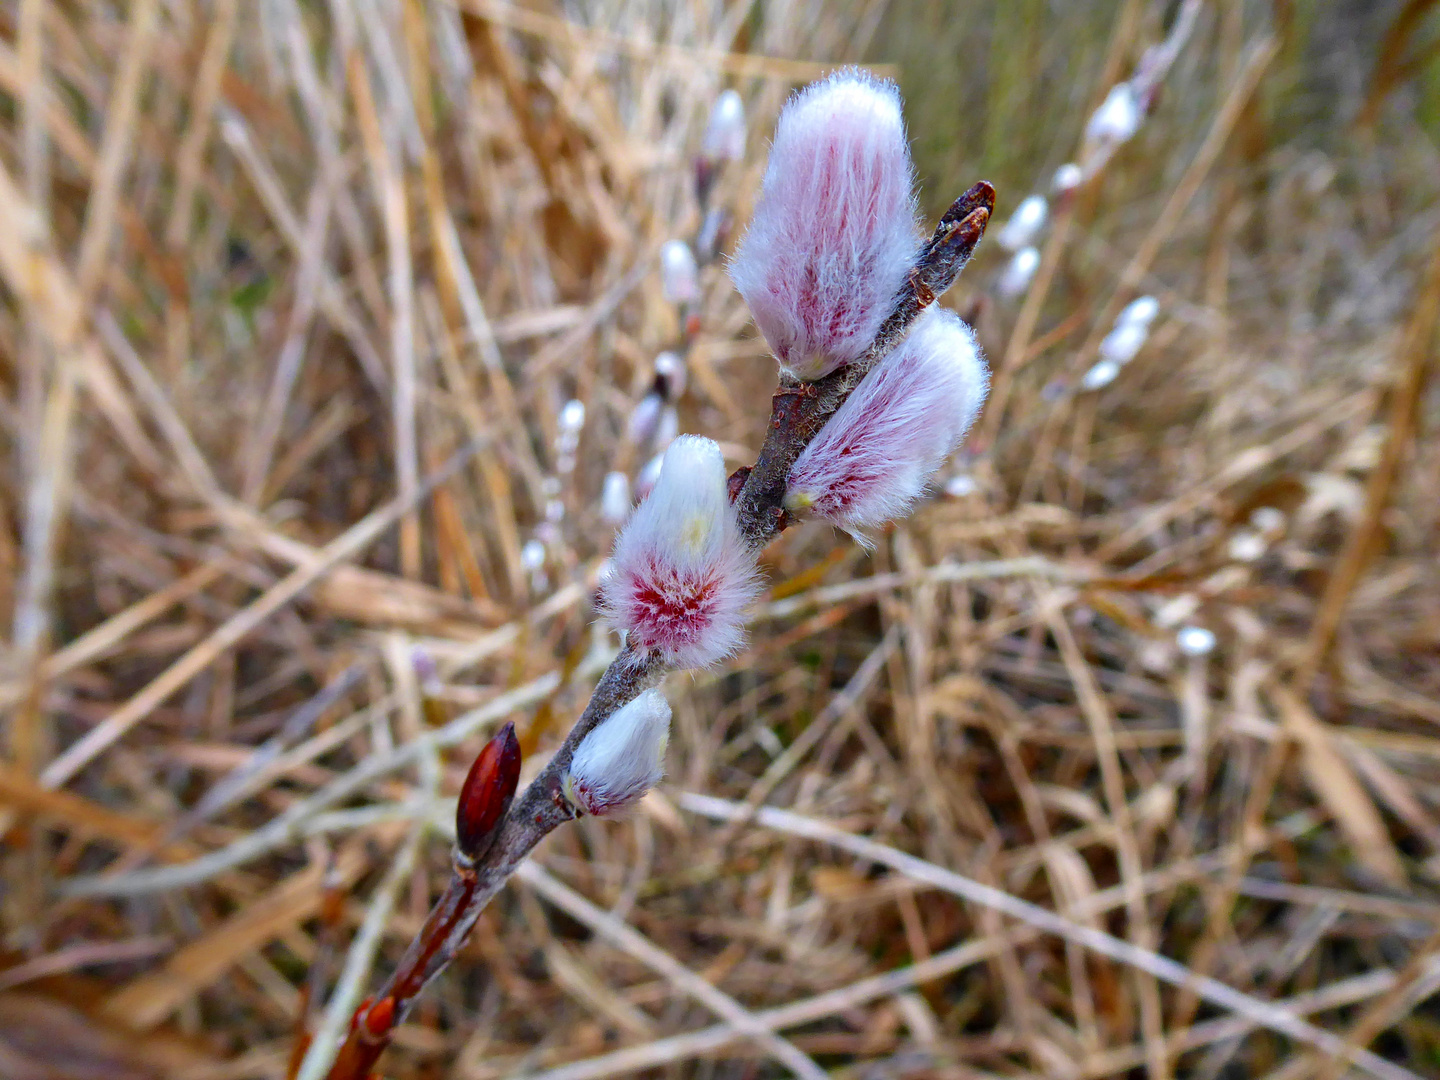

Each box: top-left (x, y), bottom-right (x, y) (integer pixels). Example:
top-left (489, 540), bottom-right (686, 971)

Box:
top-left (1, 1), bottom-right (1439, 1078)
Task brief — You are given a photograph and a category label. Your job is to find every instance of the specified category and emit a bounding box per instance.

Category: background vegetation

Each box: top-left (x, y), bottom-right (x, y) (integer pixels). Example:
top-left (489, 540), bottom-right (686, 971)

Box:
top-left (1, 1), bottom-right (1438, 1077)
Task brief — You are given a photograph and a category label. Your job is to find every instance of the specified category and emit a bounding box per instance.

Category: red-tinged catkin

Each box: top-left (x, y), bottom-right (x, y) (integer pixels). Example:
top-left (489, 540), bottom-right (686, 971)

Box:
top-left (455, 722), bottom-right (521, 860)
top-left (785, 305), bottom-right (989, 536)
top-left (729, 68), bottom-right (921, 382)
top-left (601, 436), bottom-right (760, 669)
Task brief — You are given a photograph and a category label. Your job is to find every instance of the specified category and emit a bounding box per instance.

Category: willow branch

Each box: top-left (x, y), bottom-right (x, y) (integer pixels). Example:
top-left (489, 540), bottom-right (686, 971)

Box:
top-left (317, 183), bottom-right (993, 1079)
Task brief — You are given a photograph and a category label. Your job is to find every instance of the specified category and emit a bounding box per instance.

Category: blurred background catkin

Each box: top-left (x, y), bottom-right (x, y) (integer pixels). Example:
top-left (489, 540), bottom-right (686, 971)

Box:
top-left (1, 1), bottom-right (1439, 1078)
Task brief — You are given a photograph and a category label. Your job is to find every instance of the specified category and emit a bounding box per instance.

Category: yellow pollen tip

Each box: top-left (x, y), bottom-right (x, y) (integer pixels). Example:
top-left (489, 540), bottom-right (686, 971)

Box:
top-left (679, 513), bottom-right (712, 554)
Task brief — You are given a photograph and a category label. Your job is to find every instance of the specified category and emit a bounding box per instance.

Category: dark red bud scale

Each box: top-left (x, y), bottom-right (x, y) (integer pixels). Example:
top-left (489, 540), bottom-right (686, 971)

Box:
top-left (455, 722), bottom-right (521, 859)
top-left (726, 466), bottom-right (751, 504)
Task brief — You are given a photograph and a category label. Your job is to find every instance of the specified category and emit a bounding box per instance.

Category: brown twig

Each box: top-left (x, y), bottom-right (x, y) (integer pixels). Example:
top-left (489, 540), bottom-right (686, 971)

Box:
top-left (313, 184), bottom-right (993, 1079)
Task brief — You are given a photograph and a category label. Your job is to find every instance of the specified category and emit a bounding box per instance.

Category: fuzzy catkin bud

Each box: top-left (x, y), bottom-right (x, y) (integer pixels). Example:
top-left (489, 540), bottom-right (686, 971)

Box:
top-left (559, 399), bottom-right (586, 433)
top-left (1085, 83), bottom-right (1141, 152)
top-left (786, 305), bottom-right (989, 535)
top-left (601, 470), bottom-right (632, 525)
top-left (1098, 296), bottom-right (1159, 365)
top-left (564, 689), bottom-right (670, 817)
top-left (1118, 295), bottom-right (1159, 328)
top-left (702, 89), bottom-right (747, 163)
top-left (996, 195), bottom-right (1048, 252)
top-left (1176, 625), bottom-right (1216, 657)
top-left (729, 69), bottom-right (921, 382)
top-left (1098, 323), bottom-right (1148, 366)
top-left (1052, 162), bottom-right (1083, 194)
top-left (998, 246), bottom-right (1040, 300)
top-left (1081, 358), bottom-right (1121, 390)
top-left (653, 351), bottom-right (686, 399)
top-left (602, 436), bottom-right (760, 668)
top-left (627, 392), bottom-right (664, 447)
top-left (661, 240), bottom-right (700, 304)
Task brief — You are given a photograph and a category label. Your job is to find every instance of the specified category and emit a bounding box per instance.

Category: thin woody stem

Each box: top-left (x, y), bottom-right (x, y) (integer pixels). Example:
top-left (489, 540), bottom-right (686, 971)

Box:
top-left (321, 184), bottom-right (992, 1079)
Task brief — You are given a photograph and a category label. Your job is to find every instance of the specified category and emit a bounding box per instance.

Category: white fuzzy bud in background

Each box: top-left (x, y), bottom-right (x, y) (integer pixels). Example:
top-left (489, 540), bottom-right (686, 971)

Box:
top-left (520, 539), bottom-right (546, 571)
top-left (1052, 162), bottom-right (1083, 194)
top-left (1081, 359), bottom-right (1121, 390)
top-left (602, 436), bottom-right (761, 668)
top-left (635, 452), bottom-right (664, 500)
top-left (996, 195), bottom-right (1048, 252)
top-left (1098, 322), bottom-right (1149, 366)
top-left (411, 645), bottom-right (441, 696)
top-left (653, 350), bottom-right (686, 399)
top-left (1176, 625), bottom-right (1216, 657)
top-left (1250, 506), bottom-right (1286, 535)
top-left (654, 406), bottom-right (679, 452)
top-left (627, 392), bottom-right (664, 446)
top-left (944, 474), bottom-right (978, 498)
top-left (786, 305), bottom-right (988, 535)
top-left (997, 246), bottom-right (1040, 300)
top-left (660, 240), bottom-right (700, 304)
top-left (1098, 295), bottom-right (1159, 366)
top-left (730, 69), bottom-right (921, 381)
top-left (521, 537), bottom-right (548, 592)
top-left (1118, 295), bottom-right (1159, 329)
top-left (601, 471), bottom-right (632, 525)
top-left (560, 398), bottom-right (586, 434)
top-left (1085, 82), bottom-right (1142, 152)
top-left (564, 689), bottom-right (670, 817)
top-left (702, 89), bottom-right (747, 162)
top-left (1228, 530), bottom-right (1266, 562)
top-left (1154, 593), bottom-right (1198, 629)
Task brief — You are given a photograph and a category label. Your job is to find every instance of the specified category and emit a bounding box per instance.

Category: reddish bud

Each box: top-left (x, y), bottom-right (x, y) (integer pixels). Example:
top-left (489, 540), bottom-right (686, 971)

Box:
top-left (455, 722), bottom-right (521, 859)
top-left (362, 996), bottom-right (396, 1039)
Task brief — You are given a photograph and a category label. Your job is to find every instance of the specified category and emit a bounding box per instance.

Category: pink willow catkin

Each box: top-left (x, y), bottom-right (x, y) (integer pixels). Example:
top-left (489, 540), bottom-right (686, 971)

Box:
top-left (729, 69), bottom-right (921, 382)
top-left (786, 304), bottom-right (988, 536)
top-left (601, 436), bottom-right (760, 669)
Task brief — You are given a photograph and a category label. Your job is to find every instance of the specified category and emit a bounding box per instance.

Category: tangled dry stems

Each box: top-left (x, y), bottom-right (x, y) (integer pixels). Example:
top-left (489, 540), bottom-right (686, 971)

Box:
top-left (1, 2), bottom-right (1439, 1080)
